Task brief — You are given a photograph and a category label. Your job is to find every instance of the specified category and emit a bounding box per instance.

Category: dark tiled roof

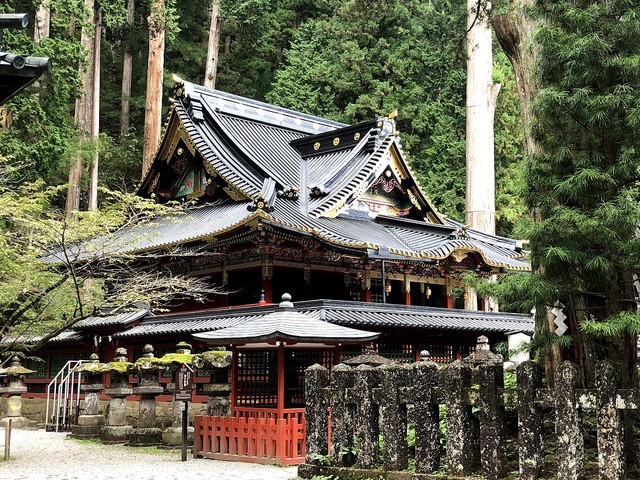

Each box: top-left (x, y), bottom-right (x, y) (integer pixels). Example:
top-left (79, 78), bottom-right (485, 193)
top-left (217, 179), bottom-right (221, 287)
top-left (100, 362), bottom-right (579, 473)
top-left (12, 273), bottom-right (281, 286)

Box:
top-left (74, 309), bottom-right (149, 329)
top-left (130, 81), bottom-right (530, 271)
top-left (1, 330), bottom-right (85, 345)
top-left (193, 299), bottom-right (378, 344)
top-left (111, 299), bottom-right (533, 340)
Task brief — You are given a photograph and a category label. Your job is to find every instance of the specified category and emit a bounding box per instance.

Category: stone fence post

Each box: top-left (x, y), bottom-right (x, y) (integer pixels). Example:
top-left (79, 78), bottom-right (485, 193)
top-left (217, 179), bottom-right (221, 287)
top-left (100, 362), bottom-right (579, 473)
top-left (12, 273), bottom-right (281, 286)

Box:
top-left (412, 353), bottom-right (440, 474)
top-left (380, 363), bottom-right (410, 471)
top-left (596, 360), bottom-right (624, 480)
top-left (442, 360), bottom-right (479, 476)
top-left (477, 361), bottom-right (506, 479)
top-left (517, 360), bottom-right (544, 479)
top-left (555, 361), bottom-right (583, 480)
top-left (330, 363), bottom-right (355, 467)
top-left (354, 364), bottom-right (380, 469)
top-left (304, 363), bottom-right (329, 464)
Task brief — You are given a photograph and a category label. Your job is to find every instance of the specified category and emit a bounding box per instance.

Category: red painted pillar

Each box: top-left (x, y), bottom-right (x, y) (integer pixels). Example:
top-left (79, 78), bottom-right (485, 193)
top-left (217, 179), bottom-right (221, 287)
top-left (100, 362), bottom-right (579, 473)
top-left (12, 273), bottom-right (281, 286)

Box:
top-left (262, 278), bottom-right (273, 303)
top-left (277, 343), bottom-right (285, 416)
top-left (362, 288), bottom-right (371, 302)
top-left (446, 295), bottom-right (454, 309)
top-left (404, 290), bottom-right (411, 306)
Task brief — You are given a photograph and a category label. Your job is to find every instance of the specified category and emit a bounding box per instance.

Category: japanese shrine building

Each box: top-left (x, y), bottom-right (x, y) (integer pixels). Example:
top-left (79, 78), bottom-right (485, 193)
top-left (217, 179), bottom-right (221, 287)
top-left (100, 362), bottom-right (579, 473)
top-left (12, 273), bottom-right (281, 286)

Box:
top-left (24, 80), bottom-right (532, 398)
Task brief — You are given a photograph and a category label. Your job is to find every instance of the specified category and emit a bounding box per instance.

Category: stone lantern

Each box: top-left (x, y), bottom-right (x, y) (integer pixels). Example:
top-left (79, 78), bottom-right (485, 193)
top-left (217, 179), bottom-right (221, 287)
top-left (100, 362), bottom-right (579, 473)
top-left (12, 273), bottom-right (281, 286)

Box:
top-left (100, 347), bottom-right (133, 444)
top-left (463, 336), bottom-right (503, 365)
top-left (70, 353), bottom-right (105, 439)
top-left (129, 344), bottom-right (164, 446)
top-left (161, 341), bottom-right (196, 447)
top-left (0, 356), bottom-right (37, 429)
top-left (193, 347), bottom-right (232, 417)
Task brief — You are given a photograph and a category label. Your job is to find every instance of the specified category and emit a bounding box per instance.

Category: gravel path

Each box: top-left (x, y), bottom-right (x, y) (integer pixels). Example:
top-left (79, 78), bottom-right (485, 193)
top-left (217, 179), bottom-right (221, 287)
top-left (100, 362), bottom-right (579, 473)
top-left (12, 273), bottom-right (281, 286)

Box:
top-left (0, 429), bottom-right (298, 480)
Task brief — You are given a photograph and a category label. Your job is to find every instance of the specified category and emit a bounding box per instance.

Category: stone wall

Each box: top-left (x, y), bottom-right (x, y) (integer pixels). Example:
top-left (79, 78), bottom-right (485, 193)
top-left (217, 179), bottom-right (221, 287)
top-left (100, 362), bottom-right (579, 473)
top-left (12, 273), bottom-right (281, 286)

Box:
top-left (303, 358), bottom-right (631, 480)
top-left (0, 397), bottom-right (206, 427)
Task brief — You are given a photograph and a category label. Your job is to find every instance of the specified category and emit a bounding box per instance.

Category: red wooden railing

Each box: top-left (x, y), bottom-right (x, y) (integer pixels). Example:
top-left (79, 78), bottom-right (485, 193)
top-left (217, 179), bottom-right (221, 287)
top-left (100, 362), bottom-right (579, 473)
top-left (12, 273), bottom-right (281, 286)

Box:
top-left (194, 409), bottom-right (306, 465)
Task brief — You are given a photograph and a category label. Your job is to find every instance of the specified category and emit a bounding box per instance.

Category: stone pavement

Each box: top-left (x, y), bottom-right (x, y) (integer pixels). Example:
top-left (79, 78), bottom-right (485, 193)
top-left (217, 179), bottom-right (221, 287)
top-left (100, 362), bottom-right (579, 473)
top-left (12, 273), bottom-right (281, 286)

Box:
top-left (0, 429), bottom-right (298, 480)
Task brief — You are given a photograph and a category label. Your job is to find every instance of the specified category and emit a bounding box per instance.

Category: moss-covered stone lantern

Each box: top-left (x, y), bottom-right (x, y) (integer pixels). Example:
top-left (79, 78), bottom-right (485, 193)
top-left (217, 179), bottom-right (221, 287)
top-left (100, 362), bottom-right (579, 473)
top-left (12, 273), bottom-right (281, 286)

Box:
top-left (193, 348), bottom-right (232, 417)
top-left (70, 353), bottom-right (106, 439)
top-left (100, 347), bottom-right (134, 443)
top-left (160, 341), bottom-right (196, 447)
top-left (0, 356), bottom-right (37, 429)
top-left (129, 344), bottom-right (165, 446)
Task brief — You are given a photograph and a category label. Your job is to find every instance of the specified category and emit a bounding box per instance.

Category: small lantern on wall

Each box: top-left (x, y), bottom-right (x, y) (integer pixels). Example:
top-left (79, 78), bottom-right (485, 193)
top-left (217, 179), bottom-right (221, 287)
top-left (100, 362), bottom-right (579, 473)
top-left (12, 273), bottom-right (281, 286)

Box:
top-left (425, 284), bottom-right (432, 299)
top-left (385, 280), bottom-right (392, 294)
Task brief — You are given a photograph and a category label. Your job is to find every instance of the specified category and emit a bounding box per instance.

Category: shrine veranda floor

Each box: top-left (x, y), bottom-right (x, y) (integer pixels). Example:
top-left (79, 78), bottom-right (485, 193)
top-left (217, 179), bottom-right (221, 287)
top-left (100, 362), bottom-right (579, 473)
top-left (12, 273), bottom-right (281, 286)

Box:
top-left (0, 429), bottom-right (298, 480)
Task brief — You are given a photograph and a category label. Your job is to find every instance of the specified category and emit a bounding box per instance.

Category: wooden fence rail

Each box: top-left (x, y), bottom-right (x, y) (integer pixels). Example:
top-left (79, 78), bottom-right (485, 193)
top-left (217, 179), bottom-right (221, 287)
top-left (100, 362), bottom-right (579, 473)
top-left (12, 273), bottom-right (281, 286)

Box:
top-left (194, 412), bottom-right (305, 465)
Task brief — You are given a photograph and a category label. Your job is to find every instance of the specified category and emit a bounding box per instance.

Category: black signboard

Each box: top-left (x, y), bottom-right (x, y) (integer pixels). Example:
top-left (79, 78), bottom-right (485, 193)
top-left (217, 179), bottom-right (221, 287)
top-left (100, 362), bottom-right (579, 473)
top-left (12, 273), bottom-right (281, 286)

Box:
top-left (174, 365), bottom-right (193, 402)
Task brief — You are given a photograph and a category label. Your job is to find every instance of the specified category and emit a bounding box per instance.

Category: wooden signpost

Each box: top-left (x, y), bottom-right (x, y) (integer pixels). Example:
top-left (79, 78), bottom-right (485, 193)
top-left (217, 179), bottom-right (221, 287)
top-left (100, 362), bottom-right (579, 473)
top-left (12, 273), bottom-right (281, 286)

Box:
top-left (174, 364), bottom-right (193, 462)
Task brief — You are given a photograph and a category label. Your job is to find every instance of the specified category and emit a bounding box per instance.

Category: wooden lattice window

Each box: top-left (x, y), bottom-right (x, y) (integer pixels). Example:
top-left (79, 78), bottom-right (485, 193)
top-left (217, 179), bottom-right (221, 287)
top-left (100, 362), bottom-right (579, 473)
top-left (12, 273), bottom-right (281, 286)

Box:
top-left (460, 344), bottom-right (476, 358)
top-left (375, 343), bottom-right (414, 363)
top-left (49, 354), bottom-right (72, 378)
top-left (235, 350), bottom-right (277, 408)
top-left (348, 277), bottom-right (362, 301)
top-left (284, 349), bottom-right (333, 408)
top-left (419, 344), bottom-right (454, 363)
top-left (27, 356), bottom-right (47, 378)
top-left (371, 278), bottom-right (384, 303)
top-left (339, 345), bottom-right (363, 362)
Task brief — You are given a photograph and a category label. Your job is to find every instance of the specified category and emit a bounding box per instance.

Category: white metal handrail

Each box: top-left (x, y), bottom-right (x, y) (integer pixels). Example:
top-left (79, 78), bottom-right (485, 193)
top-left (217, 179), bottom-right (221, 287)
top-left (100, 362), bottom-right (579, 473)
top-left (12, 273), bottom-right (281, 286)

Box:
top-left (45, 360), bottom-right (86, 432)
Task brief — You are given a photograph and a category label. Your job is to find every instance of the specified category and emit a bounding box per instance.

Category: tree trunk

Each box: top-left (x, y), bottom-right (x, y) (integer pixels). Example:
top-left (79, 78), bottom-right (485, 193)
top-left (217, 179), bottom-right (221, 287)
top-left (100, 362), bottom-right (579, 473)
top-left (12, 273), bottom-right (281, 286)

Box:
top-left (465, 0), bottom-right (500, 236)
top-left (492, 2), bottom-right (540, 157)
top-left (120, 0), bottom-right (135, 135)
top-left (66, 0), bottom-right (96, 216)
top-left (33, 1), bottom-right (50, 43)
top-left (492, 1), bottom-right (563, 376)
top-left (88, 6), bottom-right (102, 211)
top-left (142, 0), bottom-right (166, 176)
top-left (203, 0), bottom-right (221, 89)
top-left (465, 0), bottom-right (500, 312)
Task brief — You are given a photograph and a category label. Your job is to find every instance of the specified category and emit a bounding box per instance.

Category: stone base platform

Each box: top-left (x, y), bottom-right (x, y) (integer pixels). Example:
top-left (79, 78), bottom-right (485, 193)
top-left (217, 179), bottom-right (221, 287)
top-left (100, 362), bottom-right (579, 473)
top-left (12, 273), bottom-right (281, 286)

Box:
top-left (128, 427), bottom-right (162, 446)
top-left (100, 425), bottom-right (134, 444)
top-left (0, 416), bottom-right (37, 430)
top-left (161, 426), bottom-right (194, 446)
top-left (69, 414), bottom-right (104, 439)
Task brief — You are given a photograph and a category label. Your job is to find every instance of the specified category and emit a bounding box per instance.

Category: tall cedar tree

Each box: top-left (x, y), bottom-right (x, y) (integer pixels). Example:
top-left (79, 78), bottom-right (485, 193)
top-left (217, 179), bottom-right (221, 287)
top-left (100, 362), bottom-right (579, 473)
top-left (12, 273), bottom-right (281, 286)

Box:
top-left (528, 0), bottom-right (640, 387)
top-left (269, 0), bottom-right (526, 231)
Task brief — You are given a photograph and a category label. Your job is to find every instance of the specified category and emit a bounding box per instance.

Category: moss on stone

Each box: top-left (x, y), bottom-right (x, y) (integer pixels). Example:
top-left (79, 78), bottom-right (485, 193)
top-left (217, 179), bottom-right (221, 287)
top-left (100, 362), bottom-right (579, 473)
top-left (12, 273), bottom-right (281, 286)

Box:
top-left (100, 362), bottom-right (133, 374)
top-left (193, 350), bottom-right (232, 369)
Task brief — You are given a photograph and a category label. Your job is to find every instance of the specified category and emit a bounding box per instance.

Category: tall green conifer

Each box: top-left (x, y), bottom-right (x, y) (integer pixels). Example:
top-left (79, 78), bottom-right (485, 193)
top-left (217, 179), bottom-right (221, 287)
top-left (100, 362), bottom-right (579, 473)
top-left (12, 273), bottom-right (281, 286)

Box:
top-left (528, 0), bottom-right (640, 386)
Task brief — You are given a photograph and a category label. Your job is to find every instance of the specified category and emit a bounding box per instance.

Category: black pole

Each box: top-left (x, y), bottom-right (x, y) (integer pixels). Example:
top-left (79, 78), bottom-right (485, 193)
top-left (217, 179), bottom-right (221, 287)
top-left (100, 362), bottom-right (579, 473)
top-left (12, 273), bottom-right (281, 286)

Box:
top-left (181, 401), bottom-right (188, 461)
top-left (381, 259), bottom-right (387, 304)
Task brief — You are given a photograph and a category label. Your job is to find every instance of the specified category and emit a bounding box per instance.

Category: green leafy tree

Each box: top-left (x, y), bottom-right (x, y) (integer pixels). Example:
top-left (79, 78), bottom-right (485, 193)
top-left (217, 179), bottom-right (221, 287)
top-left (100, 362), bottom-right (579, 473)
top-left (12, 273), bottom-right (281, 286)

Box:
top-left (487, 0), bottom-right (640, 387)
top-left (0, 157), bottom-right (222, 355)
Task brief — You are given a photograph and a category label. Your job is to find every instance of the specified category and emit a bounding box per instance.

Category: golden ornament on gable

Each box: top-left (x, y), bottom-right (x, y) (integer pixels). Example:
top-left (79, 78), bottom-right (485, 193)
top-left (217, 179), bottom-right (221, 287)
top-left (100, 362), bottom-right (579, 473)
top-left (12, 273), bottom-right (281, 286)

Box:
top-left (333, 137), bottom-right (340, 146)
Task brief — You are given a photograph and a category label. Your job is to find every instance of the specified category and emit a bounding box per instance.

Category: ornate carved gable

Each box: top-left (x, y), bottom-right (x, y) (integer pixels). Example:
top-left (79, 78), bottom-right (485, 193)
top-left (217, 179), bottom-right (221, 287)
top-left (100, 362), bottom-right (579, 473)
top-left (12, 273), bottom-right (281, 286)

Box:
top-left (138, 108), bottom-right (248, 203)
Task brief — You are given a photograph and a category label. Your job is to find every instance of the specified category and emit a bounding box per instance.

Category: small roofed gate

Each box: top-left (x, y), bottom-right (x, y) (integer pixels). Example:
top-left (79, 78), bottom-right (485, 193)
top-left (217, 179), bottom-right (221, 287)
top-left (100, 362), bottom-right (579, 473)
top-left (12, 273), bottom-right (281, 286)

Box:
top-left (194, 348), bottom-right (335, 465)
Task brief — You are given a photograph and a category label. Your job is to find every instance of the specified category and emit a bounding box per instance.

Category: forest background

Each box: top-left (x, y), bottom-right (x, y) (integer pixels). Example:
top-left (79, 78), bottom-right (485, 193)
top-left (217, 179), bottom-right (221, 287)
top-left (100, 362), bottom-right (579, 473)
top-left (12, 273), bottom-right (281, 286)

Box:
top-left (0, 0), bottom-right (526, 238)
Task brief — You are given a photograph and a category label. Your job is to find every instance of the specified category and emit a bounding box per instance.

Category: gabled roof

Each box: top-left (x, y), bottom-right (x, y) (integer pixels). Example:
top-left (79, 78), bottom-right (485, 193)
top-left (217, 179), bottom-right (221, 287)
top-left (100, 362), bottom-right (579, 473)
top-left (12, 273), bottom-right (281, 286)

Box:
top-left (194, 295), bottom-right (379, 344)
top-left (131, 80), bottom-right (529, 272)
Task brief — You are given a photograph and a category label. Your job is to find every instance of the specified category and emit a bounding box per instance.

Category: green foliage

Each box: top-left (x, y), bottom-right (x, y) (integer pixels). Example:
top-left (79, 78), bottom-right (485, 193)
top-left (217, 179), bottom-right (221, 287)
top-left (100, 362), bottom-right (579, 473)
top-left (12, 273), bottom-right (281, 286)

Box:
top-left (523, 0), bottom-right (640, 359)
top-left (268, 0), bottom-right (525, 229)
